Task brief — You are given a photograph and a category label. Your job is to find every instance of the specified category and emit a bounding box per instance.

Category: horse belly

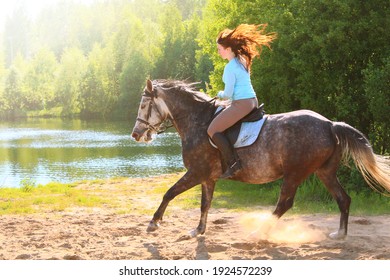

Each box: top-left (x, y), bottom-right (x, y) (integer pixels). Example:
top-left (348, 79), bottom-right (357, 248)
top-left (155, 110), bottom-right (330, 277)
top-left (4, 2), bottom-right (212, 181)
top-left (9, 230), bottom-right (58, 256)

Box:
top-left (236, 145), bottom-right (284, 184)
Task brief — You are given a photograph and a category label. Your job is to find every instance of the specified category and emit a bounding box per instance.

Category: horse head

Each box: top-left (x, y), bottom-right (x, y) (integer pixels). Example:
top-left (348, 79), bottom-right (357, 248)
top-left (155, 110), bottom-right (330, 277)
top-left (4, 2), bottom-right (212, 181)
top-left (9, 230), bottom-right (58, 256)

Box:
top-left (131, 79), bottom-right (172, 142)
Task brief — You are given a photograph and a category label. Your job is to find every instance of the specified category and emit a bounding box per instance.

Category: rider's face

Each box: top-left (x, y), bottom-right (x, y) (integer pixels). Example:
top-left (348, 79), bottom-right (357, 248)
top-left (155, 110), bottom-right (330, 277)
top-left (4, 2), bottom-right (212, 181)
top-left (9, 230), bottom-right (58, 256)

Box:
top-left (217, 44), bottom-right (234, 60)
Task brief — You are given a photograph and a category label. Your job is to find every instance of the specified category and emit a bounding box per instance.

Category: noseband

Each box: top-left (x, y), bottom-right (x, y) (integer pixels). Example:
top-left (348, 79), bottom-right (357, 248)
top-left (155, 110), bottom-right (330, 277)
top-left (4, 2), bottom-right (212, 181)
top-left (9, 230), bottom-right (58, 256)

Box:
top-left (136, 89), bottom-right (173, 134)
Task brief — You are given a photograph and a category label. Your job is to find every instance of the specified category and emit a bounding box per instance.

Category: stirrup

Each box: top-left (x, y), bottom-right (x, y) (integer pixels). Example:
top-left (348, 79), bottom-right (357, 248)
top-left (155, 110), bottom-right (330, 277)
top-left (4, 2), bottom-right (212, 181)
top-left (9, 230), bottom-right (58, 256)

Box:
top-left (220, 160), bottom-right (242, 179)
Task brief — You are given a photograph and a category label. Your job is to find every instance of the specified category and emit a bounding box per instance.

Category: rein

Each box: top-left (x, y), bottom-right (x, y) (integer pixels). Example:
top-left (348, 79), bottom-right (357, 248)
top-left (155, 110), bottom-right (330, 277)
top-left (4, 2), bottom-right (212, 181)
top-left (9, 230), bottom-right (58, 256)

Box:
top-left (195, 97), bottom-right (218, 126)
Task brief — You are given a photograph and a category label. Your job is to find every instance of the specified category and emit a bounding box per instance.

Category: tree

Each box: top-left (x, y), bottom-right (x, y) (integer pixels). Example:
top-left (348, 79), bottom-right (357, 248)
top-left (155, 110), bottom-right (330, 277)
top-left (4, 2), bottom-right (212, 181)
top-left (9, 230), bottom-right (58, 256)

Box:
top-left (363, 56), bottom-right (390, 153)
top-left (0, 47), bottom-right (5, 105)
top-left (120, 52), bottom-right (151, 119)
top-left (169, 0), bottom-right (206, 20)
top-left (179, 13), bottom-right (202, 80)
top-left (22, 48), bottom-right (58, 111)
top-left (197, 0), bottom-right (241, 94)
top-left (3, 66), bottom-right (24, 117)
top-left (79, 44), bottom-right (119, 119)
top-left (152, 4), bottom-right (185, 79)
top-left (55, 47), bottom-right (87, 116)
top-left (3, 7), bottom-right (31, 66)
top-left (1, 53), bottom-right (28, 117)
top-left (108, 8), bottom-right (156, 119)
top-left (197, 0), bottom-right (390, 154)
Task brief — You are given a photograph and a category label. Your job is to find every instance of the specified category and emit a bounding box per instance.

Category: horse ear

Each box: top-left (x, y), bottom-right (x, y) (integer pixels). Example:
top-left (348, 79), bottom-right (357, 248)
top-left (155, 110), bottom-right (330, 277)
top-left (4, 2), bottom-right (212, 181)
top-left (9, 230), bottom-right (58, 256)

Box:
top-left (146, 79), bottom-right (153, 94)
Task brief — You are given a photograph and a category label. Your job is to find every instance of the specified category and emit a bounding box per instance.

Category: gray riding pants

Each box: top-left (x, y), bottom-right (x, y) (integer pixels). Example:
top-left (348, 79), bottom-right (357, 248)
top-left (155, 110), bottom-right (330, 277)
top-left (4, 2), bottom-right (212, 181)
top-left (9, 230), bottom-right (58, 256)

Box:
top-left (207, 97), bottom-right (258, 138)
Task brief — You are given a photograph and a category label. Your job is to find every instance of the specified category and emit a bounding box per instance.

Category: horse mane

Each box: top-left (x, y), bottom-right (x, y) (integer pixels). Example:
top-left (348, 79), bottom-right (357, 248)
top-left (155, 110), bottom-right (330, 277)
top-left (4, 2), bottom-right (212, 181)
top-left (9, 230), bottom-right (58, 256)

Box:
top-left (154, 79), bottom-right (212, 103)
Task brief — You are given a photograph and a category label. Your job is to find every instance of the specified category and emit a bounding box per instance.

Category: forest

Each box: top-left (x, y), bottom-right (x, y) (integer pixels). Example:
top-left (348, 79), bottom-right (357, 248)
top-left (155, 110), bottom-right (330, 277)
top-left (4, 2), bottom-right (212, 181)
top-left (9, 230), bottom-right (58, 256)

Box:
top-left (0, 0), bottom-right (389, 153)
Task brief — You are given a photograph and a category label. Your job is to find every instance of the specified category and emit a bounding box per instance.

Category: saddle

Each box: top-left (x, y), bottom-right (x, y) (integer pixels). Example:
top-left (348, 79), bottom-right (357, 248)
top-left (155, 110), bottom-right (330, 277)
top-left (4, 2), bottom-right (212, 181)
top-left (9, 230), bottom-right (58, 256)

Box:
top-left (210, 103), bottom-right (267, 148)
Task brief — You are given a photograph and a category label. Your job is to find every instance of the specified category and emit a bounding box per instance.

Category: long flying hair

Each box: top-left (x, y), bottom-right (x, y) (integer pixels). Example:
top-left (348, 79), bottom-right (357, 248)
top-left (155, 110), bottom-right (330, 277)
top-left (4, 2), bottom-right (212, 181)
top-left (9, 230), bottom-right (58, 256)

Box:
top-left (217, 24), bottom-right (277, 72)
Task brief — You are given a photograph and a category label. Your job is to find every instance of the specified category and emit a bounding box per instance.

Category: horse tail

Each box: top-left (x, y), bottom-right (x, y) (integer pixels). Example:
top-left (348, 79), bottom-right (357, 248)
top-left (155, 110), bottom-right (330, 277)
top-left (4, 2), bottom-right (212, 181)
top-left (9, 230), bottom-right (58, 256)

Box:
top-left (332, 122), bottom-right (390, 196)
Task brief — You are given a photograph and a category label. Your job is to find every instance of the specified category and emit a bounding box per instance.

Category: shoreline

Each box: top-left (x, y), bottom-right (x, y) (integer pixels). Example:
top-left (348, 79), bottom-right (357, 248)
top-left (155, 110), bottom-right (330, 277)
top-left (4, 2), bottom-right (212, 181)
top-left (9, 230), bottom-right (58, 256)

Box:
top-left (1, 172), bottom-right (389, 216)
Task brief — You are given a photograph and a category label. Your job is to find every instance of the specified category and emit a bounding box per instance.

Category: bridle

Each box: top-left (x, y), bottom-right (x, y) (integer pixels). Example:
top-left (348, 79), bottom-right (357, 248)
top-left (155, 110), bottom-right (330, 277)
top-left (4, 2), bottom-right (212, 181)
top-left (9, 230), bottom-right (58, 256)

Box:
top-left (136, 89), bottom-right (173, 134)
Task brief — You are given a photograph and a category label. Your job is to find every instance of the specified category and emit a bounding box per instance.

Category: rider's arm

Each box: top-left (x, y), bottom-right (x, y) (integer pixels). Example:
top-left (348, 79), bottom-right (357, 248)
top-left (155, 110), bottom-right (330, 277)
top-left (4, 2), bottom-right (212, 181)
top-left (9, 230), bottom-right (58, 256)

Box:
top-left (217, 67), bottom-right (235, 100)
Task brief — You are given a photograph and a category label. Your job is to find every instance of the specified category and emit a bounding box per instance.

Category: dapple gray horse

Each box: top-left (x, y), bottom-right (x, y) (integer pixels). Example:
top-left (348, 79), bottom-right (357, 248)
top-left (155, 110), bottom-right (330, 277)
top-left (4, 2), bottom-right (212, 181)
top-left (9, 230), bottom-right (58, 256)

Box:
top-left (131, 79), bottom-right (390, 239)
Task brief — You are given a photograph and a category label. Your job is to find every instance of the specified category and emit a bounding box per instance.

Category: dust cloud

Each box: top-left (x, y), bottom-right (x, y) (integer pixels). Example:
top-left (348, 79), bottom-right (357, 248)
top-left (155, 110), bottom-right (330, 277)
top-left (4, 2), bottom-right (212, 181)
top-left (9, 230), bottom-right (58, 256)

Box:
top-left (239, 212), bottom-right (326, 244)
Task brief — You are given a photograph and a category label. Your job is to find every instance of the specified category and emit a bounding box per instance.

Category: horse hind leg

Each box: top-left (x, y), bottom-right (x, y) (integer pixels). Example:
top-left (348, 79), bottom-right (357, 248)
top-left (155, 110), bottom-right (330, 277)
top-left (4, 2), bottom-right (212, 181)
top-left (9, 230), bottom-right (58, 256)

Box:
top-left (316, 166), bottom-right (351, 239)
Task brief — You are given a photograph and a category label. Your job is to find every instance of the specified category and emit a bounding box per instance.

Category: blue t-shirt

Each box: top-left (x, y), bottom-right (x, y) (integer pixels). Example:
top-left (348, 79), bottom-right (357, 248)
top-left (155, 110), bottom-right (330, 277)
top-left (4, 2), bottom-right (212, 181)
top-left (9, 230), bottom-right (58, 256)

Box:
top-left (217, 57), bottom-right (256, 101)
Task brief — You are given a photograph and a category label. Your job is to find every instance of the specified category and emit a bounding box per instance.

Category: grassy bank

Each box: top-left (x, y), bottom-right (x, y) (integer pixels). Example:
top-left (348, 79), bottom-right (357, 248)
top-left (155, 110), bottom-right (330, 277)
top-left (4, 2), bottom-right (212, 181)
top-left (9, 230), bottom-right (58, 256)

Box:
top-left (0, 173), bottom-right (389, 216)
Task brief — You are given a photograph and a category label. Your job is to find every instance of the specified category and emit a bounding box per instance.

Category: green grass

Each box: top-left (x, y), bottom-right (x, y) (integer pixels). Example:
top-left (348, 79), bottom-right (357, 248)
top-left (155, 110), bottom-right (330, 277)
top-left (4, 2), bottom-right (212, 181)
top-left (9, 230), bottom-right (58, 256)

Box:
top-left (0, 173), bottom-right (389, 216)
top-left (0, 180), bottom-right (109, 215)
top-left (171, 175), bottom-right (390, 215)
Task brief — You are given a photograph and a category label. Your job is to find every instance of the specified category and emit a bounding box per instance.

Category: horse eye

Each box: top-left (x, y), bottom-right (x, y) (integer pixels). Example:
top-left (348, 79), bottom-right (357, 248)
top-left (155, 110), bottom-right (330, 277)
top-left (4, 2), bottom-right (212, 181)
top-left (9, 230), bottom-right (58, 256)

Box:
top-left (141, 104), bottom-right (146, 109)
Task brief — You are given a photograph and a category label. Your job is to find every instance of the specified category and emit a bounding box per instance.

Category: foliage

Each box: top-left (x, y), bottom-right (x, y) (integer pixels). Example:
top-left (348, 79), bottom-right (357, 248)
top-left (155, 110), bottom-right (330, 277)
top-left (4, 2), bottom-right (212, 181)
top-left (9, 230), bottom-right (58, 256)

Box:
top-left (55, 47), bottom-right (87, 116)
top-left (362, 56), bottom-right (390, 154)
top-left (79, 43), bottom-right (119, 119)
top-left (0, 181), bottom-right (108, 215)
top-left (0, 0), bottom-right (389, 153)
top-left (198, 0), bottom-right (390, 153)
top-left (23, 48), bottom-right (58, 111)
top-left (20, 178), bottom-right (36, 193)
top-left (0, 0), bottom-right (209, 120)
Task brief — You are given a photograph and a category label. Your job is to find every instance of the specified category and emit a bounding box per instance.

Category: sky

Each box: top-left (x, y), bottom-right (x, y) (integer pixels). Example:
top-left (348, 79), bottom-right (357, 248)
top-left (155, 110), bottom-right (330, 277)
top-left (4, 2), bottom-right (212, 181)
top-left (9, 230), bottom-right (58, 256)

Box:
top-left (0, 0), bottom-right (95, 32)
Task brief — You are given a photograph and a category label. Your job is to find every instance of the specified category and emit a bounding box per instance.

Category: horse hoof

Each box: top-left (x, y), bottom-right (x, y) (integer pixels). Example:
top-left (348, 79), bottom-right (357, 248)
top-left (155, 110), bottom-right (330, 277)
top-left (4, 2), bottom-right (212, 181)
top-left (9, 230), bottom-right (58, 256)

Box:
top-left (147, 221), bottom-right (159, 232)
top-left (329, 231), bottom-right (346, 240)
top-left (189, 229), bottom-right (199, 238)
top-left (189, 227), bottom-right (205, 238)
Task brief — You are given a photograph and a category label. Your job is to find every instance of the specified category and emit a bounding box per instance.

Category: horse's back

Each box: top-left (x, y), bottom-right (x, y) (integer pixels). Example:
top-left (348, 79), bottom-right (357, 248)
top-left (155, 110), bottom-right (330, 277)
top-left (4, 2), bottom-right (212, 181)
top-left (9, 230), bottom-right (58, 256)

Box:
top-left (266, 109), bottom-right (335, 149)
top-left (270, 109), bottom-right (331, 122)
top-left (237, 109), bottom-right (337, 183)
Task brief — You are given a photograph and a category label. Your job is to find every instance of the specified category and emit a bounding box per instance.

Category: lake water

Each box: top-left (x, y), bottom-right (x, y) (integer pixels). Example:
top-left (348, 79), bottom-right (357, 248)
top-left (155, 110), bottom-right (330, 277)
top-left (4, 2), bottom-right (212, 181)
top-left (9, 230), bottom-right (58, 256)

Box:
top-left (0, 118), bottom-right (184, 188)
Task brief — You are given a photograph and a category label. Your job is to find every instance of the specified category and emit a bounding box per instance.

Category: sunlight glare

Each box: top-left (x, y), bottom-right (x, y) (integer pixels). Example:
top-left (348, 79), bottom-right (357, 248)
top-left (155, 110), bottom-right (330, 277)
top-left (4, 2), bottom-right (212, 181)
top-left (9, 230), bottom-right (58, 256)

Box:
top-left (239, 212), bottom-right (326, 244)
top-left (0, 0), bottom-right (95, 31)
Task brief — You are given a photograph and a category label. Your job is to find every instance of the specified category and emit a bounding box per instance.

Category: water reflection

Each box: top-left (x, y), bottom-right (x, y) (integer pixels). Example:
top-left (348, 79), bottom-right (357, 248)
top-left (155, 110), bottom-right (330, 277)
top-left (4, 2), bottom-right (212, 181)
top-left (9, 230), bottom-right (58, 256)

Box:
top-left (0, 119), bottom-right (184, 187)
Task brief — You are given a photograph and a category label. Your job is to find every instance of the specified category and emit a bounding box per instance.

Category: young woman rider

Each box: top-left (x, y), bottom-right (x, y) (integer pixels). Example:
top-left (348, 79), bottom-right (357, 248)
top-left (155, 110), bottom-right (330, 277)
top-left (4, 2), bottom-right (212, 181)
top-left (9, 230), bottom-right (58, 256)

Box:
top-left (207, 24), bottom-right (276, 179)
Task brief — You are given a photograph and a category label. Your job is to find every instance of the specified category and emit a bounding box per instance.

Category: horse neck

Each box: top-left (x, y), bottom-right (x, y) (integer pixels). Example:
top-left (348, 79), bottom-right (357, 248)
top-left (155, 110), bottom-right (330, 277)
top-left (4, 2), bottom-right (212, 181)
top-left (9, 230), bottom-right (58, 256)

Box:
top-left (162, 91), bottom-right (215, 139)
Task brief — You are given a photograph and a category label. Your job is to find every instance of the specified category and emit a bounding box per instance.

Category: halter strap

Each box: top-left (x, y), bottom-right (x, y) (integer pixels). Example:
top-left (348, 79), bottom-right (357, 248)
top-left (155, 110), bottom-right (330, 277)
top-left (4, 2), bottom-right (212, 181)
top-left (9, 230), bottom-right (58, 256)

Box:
top-left (136, 90), bottom-right (173, 134)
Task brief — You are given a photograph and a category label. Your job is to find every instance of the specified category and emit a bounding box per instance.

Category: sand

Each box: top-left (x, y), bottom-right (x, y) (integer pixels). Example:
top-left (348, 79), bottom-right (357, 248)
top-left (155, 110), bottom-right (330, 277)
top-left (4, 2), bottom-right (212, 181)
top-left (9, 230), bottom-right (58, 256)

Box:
top-left (0, 207), bottom-right (389, 260)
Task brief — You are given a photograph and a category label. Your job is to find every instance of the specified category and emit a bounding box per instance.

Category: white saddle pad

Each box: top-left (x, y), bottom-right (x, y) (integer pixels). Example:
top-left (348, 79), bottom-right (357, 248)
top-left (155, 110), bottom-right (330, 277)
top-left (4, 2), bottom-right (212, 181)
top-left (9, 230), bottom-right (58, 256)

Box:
top-left (234, 115), bottom-right (267, 148)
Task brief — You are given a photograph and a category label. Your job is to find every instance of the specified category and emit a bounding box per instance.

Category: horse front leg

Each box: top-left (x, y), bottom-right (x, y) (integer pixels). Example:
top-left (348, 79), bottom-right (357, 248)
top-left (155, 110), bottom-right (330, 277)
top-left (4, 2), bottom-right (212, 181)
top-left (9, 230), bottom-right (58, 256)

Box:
top-left (147, 171), bottom-right (200, 232)
top-left (189, 180), bottom-right (216, 237)
top-left (272, 178), bottom-right (299, 218)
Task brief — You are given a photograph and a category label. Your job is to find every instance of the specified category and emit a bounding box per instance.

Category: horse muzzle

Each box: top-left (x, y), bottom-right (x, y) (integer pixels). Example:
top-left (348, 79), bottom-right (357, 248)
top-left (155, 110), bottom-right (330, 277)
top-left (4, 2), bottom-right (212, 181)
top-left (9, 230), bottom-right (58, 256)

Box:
top-left (131, 131), bottom-right (142, 141)
top-left (131, 127), bottom-right (154, 142)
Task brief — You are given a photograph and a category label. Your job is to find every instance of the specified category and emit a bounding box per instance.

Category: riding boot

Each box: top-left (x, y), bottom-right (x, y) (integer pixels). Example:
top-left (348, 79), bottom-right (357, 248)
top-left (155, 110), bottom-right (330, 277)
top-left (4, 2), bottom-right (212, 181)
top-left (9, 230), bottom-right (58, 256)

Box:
top-left (211, 132), bottom-right (242, 179)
